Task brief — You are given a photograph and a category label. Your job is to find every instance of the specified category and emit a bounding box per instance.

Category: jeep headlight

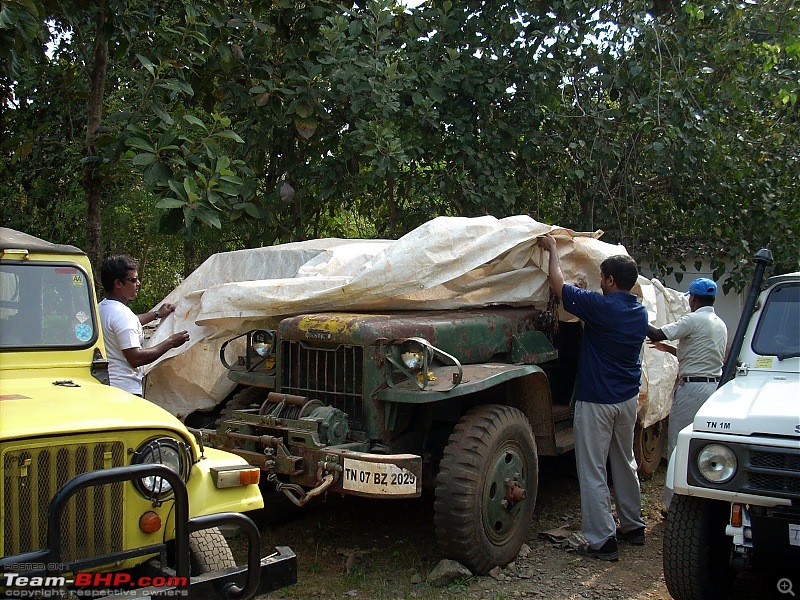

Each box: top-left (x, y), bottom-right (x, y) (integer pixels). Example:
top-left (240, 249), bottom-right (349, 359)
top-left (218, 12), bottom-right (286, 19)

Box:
top-left (132, 437), bottom-right (190, 499)
top-left (696, 443), bottom-right (737, 483)
top-left (251, 329), bottom-right (276, 358)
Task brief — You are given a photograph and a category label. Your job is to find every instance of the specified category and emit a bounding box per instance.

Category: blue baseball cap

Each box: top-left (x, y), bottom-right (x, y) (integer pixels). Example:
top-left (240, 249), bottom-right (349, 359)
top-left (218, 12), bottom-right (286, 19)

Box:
top-left (687, 277), bottom-right (717, 297)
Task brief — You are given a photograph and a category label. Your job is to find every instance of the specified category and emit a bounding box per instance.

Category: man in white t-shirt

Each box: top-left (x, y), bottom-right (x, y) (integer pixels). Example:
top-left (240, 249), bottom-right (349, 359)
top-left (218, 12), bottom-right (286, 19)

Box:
top-left (647, 277), bottom-right (728, 511)
top-left (98, 255), bottom-right (189, 396)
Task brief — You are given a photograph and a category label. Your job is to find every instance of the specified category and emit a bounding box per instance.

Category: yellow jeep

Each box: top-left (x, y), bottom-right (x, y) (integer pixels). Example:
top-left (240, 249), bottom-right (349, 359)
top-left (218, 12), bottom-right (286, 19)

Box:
top-left (0, 228), bottom-right (295, 599)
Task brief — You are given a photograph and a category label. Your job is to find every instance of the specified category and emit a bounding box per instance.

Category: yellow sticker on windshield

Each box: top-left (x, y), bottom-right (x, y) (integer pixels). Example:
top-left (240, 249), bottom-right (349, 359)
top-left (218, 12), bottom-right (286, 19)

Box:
top-left (755, 356), bottom-right (773, 369)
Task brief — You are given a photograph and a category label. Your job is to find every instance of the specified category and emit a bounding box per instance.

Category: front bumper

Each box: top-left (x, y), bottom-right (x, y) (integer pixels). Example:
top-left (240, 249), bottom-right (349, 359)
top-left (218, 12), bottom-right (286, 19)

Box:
top-left (201, 417), bottom-right (423, 499)
top-left (671, 431), bottom-right (799, 506)
top-left (0, 464), bottom-right (296, 600)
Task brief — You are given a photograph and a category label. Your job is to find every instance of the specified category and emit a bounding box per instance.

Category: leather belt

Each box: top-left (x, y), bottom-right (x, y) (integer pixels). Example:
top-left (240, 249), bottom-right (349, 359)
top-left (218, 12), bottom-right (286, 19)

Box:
top-left (682, 376), bottom-right (720, 383)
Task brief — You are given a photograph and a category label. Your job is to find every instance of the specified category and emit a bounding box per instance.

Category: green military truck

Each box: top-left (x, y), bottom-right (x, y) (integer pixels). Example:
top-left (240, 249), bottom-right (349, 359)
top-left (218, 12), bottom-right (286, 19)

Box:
top-left (194, 304), bottom-right (663, 575)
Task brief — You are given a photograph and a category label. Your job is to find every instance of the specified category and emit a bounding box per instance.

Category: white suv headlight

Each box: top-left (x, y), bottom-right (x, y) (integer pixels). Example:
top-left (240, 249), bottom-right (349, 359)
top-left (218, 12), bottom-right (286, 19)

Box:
top-left (696, 443), bottom-right (737, 483)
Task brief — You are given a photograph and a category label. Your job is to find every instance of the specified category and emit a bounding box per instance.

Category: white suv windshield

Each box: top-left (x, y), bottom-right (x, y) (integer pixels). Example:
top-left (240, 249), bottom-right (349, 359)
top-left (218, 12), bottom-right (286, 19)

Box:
top-left (0, 262), bottom-right (97, 349)
top-left (751, 282), bottom-right (800, 360)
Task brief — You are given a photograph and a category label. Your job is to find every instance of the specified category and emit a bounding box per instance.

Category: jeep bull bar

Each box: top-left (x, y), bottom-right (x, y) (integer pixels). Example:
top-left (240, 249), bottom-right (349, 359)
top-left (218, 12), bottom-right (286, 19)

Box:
top-left (0, 463), bottom-right (296, 600)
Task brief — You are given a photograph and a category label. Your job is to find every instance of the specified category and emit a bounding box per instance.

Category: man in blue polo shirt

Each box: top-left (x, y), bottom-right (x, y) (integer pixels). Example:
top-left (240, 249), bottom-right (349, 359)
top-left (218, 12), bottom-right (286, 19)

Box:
top-left (538, 234), bottom-right (648, 561)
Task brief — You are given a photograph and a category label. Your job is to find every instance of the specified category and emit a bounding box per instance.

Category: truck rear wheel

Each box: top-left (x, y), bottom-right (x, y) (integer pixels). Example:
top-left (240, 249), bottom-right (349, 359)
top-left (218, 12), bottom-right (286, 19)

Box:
top-left (663, 495), bottom-right (735, 600)
top-left (434, 404), bottom-right (538, 575)
top-left (189, 527), bottom-right (236, 574)
top-left (633, 418), bottom-right (666, 478)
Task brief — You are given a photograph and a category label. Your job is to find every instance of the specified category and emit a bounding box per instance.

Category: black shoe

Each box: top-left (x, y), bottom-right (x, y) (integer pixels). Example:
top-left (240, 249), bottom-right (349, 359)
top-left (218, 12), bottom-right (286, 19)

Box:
top-left (576, 537), bottom-right (619, 561)
top-left (617, 526), bottom-right (645, 546)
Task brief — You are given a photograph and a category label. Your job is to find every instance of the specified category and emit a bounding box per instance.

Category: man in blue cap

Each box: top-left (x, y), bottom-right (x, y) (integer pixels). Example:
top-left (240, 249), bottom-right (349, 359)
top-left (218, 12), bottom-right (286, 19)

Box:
top-left (648, 277), bottom-right (728, 513)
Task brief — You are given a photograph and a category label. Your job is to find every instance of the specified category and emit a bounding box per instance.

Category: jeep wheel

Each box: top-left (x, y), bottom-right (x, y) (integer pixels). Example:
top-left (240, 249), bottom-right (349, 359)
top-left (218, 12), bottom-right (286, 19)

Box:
top-left (434, 404), bottom-right (538, 575)
top-left (663, 495), bottom-right (735, 600)
top-left (189, 527), bottom-right (236, 574)
top-left (634, 418), bottom-right (666, 478)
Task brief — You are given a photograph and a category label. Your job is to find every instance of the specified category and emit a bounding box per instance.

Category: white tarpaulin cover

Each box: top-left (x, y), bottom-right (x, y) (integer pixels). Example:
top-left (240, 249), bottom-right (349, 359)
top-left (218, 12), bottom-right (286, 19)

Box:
top-left (144, 215), bottom-right (687, 427)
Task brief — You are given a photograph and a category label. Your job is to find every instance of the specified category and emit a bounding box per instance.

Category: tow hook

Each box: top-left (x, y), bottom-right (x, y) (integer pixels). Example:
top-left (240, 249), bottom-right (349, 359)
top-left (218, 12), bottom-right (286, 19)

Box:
top-left (268, 461), bottom-right (340, 507)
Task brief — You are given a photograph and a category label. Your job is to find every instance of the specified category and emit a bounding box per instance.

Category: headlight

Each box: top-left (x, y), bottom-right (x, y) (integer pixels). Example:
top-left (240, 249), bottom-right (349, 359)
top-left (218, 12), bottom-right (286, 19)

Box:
top-left (399, 340), bottom-right (428, 373)
top-left (131, 437), bottom-right (190, 500)
top-left (251, 329), bottom-right (276, 358)
top-left (401, 351), bottom-right (424, 371)
top-left (696, 443), bottom-right (737, 483)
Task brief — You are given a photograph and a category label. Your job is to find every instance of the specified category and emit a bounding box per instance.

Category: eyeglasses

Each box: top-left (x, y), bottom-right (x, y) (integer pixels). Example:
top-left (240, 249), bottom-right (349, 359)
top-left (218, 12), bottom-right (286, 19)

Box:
top-left (124, 277), bottom-right (141, 284)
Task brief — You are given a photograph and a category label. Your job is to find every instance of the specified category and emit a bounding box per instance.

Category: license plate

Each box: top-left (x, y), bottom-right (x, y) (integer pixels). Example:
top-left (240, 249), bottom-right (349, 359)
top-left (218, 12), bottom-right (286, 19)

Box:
top-left (342, 458), bottom-right (417, 495)
top-left (790, 523), bottom-right (800, 547)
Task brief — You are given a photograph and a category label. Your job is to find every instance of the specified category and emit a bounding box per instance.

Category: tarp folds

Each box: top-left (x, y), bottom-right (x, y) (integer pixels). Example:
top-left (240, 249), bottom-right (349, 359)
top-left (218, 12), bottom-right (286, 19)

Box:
top-left (144, 215), bottom-right (685, 427)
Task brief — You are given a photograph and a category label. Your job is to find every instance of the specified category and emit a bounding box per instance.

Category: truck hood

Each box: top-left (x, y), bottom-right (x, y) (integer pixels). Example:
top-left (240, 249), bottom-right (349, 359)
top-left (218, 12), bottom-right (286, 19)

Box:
top-left (694, 373), bottom-right (800, 438)
top-left (0, 371), bottom-right (190, 442)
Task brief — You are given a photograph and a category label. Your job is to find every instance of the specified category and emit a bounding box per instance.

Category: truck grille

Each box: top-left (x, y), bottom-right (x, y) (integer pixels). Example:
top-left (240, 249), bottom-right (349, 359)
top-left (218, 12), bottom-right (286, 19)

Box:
top-left (280, 341), bottom-right (364, 429)
top-left (748, 449), bottom-right (800, 496)
top-left (2, 440), bottom-right (125, 561)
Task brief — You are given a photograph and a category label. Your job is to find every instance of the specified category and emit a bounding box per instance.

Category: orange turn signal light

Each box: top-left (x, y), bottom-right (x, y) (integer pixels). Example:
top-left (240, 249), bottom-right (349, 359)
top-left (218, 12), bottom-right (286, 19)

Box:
top-left (239, 468), bottom-right (260, 485)
top-left (731, 503), bottom-right (743, 528)
top-left (211, 466), bottom-right (261, 488)
top-left (139, 510), bottom-right (162, 534)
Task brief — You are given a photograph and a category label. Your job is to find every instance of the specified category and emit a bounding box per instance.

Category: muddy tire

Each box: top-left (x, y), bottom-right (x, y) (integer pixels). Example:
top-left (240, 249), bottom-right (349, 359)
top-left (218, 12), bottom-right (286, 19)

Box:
top-left (634, 418), bottom-right (666, 478)
top-left (663, 494), bottom-right (735, 600)
top-left (434, 404), bottom-right (538, 575)
top-left (189, 527), bottom-right (236, 574)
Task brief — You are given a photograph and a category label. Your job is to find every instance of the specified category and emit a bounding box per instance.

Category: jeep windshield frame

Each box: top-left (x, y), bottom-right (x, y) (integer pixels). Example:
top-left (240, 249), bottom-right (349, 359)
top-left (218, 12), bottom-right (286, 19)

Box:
top-left (0, 261), bottom-right (98, 350)
top-left (751, 281), bottom-right (800, 361)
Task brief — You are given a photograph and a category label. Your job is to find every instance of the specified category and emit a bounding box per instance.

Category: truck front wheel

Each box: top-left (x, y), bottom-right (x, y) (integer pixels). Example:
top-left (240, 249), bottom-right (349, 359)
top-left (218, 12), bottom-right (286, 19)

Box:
top-left (663, 495), bottom-right (735, 600)
top-left (434, 404), bottom-right (538, 575)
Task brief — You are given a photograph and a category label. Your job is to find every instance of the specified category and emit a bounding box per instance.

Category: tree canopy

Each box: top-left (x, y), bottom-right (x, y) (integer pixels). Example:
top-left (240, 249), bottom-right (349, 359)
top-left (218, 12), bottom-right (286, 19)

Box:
top-left (2, 0), bottom-right (797, 306)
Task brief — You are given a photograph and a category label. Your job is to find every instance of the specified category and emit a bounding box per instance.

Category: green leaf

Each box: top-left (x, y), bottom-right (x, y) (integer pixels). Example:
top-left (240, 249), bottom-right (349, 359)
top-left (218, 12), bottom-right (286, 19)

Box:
top-left (156, 197), bottom-right (186, 209)
top-left (143, 161), bottom-right (172, 186)
top-left (136, 54), bottom-right (155, 77)
top-left (183, 176), bottom-right (200, 201)
top-left (348, 21), bottom-right (363, 38)
top-left (427, 86), bottom-right (444, 103)
top-left (196, 209), bottom-right (222, 228)
top-left (214, 130), bottom-right (245, 143)
top-left (243, 202), bottom-right (261, 218)
top-left (127, 137), bottom-right (155, 152)
top-left (183, 114), bottom-right (207, 130)
top-left (131, 152), bottom-right (157, 166)
top-left (216, 155), bottom-right (231, 171)
top-left (151, 102), bottom-right (174, 126)
top-left (220, 174), bottom-right (244, 185)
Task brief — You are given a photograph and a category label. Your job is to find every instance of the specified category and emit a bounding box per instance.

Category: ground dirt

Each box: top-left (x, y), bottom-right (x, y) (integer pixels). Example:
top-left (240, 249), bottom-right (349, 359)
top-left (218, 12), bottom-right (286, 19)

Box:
top-left (233, 455), bottom-right (786, 600)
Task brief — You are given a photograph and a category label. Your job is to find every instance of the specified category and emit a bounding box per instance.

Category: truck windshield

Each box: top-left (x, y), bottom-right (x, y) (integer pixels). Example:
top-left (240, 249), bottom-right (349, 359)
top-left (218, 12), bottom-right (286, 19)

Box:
top-left (751, 282), bottom-right (800, 360)
top-left (0, 263), bottom-right (97, 349)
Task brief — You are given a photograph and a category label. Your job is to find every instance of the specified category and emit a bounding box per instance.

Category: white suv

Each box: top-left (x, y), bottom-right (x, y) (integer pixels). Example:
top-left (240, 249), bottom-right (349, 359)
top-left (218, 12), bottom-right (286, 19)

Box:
top-left (663, 250), bottom-right (799, 600)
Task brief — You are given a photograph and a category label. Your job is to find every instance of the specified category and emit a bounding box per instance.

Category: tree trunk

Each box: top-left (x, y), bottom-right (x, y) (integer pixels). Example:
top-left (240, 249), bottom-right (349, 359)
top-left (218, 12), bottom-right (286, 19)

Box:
top-left (83, 5), bottom-right (109, 279)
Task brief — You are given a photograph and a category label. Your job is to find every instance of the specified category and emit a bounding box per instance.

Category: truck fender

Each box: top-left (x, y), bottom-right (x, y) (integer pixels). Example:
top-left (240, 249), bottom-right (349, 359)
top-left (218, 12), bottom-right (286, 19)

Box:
top-left (505, 371), bottom-right (569, 456)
